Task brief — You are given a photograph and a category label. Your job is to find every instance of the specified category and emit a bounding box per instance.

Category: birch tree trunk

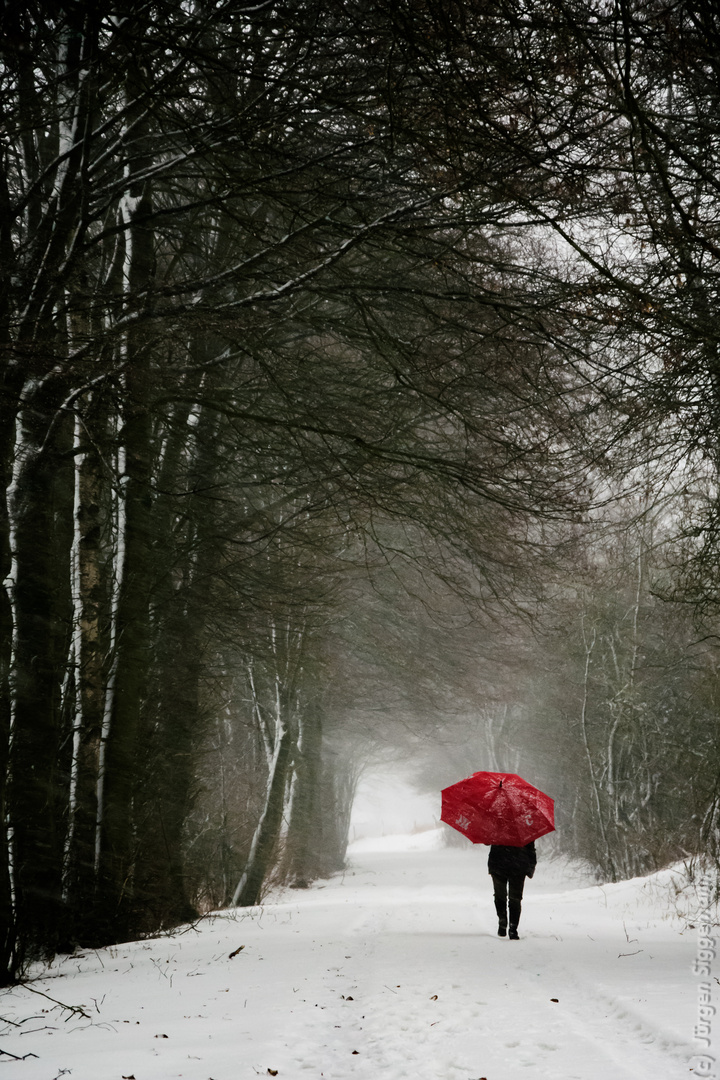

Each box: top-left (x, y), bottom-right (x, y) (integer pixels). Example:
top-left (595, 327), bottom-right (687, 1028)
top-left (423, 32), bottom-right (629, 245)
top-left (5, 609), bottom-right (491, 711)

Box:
top-left (232, 716), bottom-right (294, 908)
top-left (94, 364), bottom-right (153, 934)
top-left (63, 399), bottom-right (110, 939)
top-left (0, 289), bottom-right (19, 984)
top-left (94, 61), bottom-right (156, 935)
top-left (1, 3), bottom-right (103, 966)
top-left (232, 624), bottom-right (302, 908)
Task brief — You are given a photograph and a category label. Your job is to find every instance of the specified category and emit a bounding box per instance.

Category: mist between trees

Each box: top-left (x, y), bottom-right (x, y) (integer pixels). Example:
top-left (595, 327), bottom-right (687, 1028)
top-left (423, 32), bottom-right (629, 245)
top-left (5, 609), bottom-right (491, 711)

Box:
top-left (2, 0), bottom-right (720, 983)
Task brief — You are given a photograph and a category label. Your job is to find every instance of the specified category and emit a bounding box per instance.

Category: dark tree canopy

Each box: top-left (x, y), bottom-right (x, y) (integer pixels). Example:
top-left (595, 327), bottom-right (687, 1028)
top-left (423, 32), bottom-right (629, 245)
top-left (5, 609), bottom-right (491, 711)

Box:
top-left (2, 0), bottom-right (720, 982)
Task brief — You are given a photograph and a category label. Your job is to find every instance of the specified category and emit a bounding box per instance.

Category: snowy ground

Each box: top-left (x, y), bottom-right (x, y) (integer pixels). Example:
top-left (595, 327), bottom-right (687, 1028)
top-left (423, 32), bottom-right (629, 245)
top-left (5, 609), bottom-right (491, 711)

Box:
top-left (1, 831), bottom-right (703, 1079)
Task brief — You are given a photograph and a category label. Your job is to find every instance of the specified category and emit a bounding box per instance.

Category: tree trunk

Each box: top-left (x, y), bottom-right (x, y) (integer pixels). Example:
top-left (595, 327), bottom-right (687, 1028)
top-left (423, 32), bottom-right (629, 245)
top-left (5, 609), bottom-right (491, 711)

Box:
top-left (0, 386), bottom-right (21, 981)
top-left (94, 73), bottom-right (156, 934)
top-left (94, 359), bottom-right (153, 935)
top-left (232, 718), bottom-right (294, 908)
top-left (132, 610), bottom-right (202, 930)
top-left (133, 386), bottom-right (220, 929)
top-left (63, 400), bottom-right (110, 941)
top-left (7, 396), bottom-right (74, 959)
top-left (283, 703), bottom-right (323, 886)
top-left (319, 754), bottom-right (358, 875)
top-left (579, 620), bottom-right (616, 881)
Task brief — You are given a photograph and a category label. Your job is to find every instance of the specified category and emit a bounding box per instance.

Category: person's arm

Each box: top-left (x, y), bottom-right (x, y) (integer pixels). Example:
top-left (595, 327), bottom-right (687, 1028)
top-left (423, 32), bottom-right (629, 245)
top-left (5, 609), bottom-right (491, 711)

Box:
top-left (526, 842), bottom-right (537, 878)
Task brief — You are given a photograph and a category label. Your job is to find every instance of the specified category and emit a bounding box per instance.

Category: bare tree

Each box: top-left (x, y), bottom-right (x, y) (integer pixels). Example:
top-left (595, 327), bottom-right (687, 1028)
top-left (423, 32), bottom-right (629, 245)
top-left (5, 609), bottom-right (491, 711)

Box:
top-left (0, 0), bottom-right (614, 979)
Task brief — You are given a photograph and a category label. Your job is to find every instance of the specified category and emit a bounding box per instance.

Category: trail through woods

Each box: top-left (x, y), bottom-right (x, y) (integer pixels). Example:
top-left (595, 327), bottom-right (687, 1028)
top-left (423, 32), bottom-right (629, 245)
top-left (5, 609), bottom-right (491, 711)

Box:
top-left (2, 833), bottom-right (698, 1079)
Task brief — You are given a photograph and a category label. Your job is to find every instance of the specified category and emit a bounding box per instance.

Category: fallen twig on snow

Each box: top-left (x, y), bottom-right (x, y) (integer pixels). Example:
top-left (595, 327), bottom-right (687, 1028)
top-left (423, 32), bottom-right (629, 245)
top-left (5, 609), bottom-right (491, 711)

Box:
top-left (20, 983), bottom-right (90, 1019)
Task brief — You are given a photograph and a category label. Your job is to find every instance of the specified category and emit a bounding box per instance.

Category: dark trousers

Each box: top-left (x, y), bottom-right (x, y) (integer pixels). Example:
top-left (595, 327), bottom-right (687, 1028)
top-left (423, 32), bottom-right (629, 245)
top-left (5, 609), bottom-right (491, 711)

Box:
top-left (491, 872), bottom-right (526, 929)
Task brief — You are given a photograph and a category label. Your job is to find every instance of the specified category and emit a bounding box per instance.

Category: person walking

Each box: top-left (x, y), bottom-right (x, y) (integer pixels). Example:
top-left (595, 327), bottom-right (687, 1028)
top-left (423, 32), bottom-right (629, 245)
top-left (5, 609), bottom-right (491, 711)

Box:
top-left (488, 841), bottom-right (536, 939)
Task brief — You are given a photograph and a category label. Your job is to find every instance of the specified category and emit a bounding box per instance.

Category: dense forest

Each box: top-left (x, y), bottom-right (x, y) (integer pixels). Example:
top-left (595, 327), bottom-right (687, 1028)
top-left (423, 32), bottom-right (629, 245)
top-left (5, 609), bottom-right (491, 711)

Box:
top-left (2, 0), bottom-right (720, 983)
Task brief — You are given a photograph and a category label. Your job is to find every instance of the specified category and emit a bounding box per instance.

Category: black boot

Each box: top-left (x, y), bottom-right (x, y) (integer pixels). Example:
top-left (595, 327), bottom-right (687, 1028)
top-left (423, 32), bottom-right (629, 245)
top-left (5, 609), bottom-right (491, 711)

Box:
top-left (494, 893), bottom-right (508, 937)
top-left (508, 926), bottom-right (519, 940)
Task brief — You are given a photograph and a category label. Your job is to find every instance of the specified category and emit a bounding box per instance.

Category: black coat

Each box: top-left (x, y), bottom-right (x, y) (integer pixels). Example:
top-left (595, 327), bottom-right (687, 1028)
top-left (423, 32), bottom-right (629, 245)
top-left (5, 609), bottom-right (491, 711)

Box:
top-left (488, 842), bottom-right (537, 879)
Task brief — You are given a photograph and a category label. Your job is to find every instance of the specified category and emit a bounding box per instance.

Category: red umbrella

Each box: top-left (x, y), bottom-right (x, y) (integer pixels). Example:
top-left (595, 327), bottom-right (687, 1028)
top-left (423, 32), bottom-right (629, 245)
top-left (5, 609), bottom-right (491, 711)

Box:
top-left (441, 771), bottom-right (555, 846)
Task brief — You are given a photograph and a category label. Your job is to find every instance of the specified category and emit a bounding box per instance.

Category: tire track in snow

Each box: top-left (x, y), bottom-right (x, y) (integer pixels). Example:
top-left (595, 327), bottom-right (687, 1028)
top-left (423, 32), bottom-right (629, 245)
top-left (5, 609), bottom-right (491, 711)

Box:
top-left (506, 935), bottom-right (693, 1075)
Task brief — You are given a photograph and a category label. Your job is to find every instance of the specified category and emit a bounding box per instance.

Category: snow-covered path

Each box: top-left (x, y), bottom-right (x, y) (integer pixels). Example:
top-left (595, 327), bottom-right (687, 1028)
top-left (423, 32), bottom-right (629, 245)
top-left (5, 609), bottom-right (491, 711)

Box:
top-left (2, 834), bottom-right (698, 1079)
